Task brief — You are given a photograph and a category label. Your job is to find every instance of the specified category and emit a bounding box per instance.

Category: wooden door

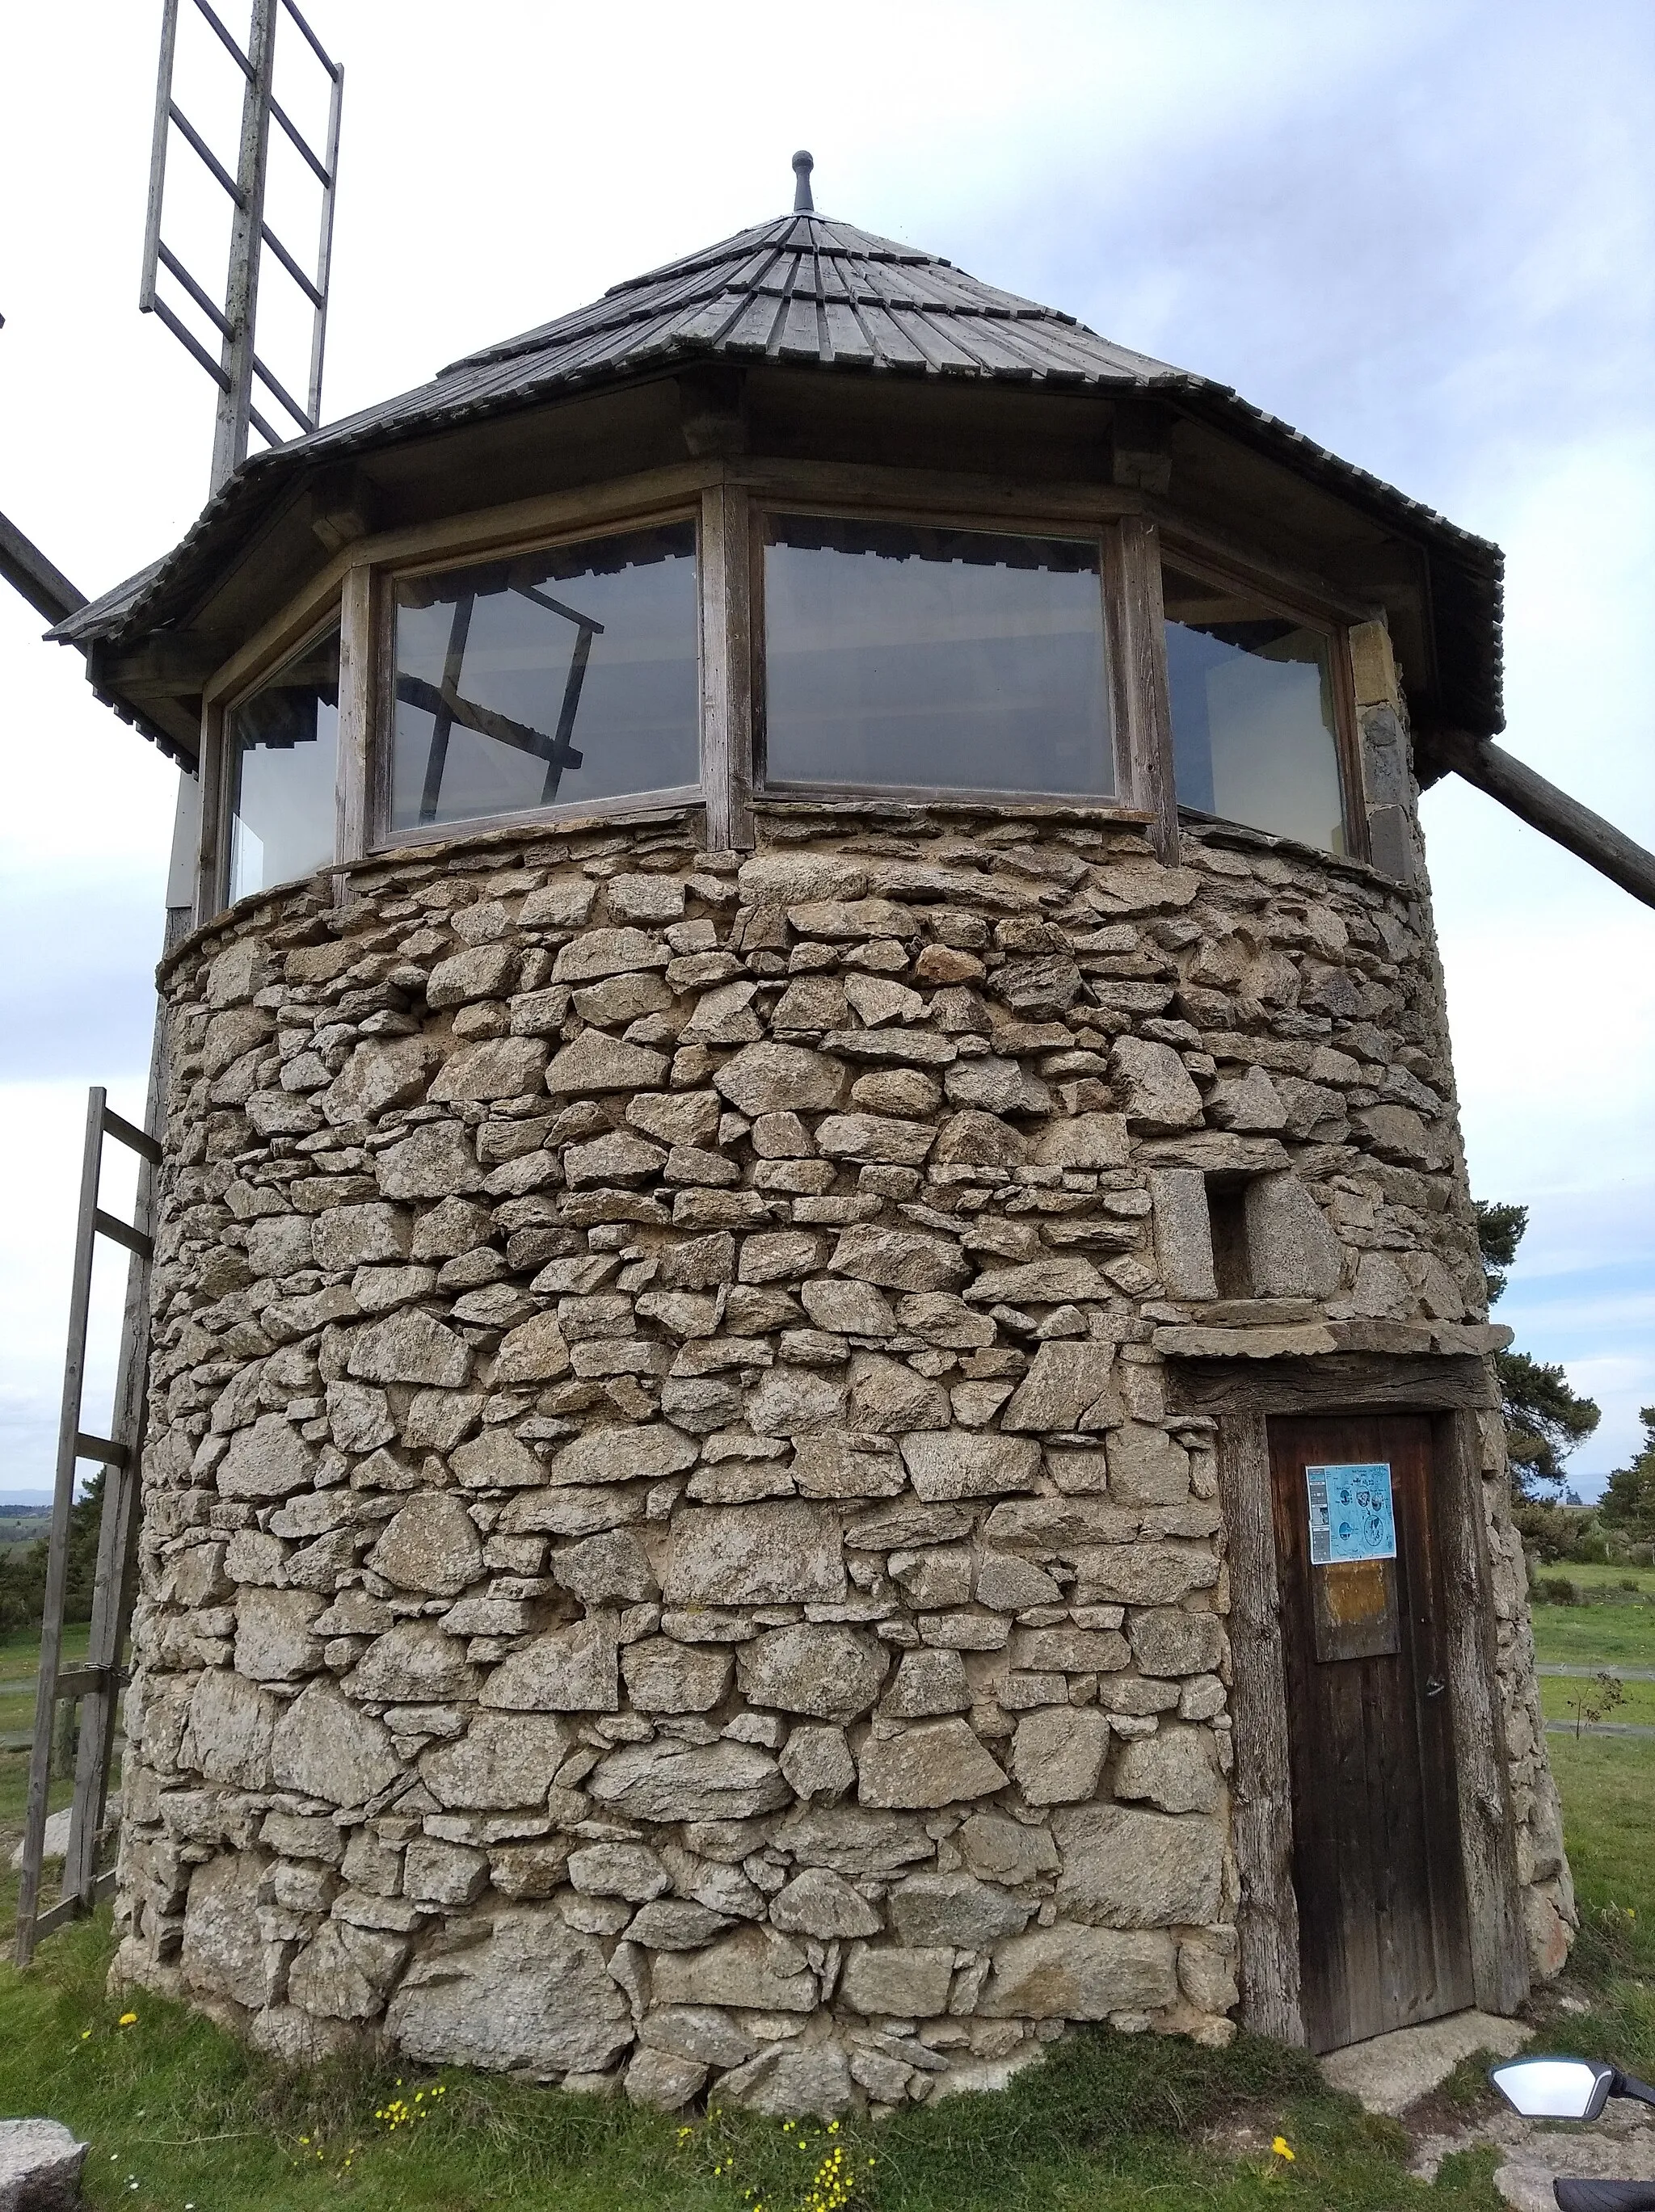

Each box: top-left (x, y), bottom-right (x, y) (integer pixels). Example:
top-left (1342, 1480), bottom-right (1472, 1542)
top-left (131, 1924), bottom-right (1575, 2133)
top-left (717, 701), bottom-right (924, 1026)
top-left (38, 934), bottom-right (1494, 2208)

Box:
top-left (1270, 1413), bottom-right (1475, 2052)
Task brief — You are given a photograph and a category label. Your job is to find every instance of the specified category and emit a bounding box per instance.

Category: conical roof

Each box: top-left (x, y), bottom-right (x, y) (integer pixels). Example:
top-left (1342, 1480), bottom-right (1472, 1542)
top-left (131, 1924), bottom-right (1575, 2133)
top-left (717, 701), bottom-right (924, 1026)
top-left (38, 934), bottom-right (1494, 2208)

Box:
top-left (55, 197), bottom-right (1502, 744)
top-left (441, 210), bottom-right (1181, 389)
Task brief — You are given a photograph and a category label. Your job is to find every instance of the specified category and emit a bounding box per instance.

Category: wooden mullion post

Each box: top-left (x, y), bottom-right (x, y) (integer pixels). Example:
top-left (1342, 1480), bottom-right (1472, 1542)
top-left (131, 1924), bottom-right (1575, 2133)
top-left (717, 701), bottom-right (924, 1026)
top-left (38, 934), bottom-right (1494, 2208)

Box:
top-left (335, 561), bottom-right (374, 884)
top-left (700, 478), bottom-right (755, 852)
top-left (1104, 514), bottom-right (1179, 864)
top-left (193, 702), bottom-right (225, 926)
top-left (1217, 1408), bottom-right (1305, 2043)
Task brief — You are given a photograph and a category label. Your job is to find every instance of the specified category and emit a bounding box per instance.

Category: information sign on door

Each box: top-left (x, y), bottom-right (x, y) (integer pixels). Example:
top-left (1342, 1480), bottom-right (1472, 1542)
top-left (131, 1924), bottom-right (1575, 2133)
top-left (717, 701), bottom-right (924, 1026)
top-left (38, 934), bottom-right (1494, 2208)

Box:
top-left (1306, 1462), bottom-right (1396, 1565)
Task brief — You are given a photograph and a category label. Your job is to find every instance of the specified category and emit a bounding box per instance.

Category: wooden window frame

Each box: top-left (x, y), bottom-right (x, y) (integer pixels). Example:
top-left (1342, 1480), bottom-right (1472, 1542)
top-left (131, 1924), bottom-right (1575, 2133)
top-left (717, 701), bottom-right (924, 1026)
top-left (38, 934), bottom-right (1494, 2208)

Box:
top-left (196, 601), bottom-right (346, 923)
top-left (365, 500), bottom-right (710, 858)
top-left (1156, 534), bottom-right (1369, 864)
top-left (193, 460), bottom-right (1395, 922)
top-left (746, 499), bottom-right (1178, 856)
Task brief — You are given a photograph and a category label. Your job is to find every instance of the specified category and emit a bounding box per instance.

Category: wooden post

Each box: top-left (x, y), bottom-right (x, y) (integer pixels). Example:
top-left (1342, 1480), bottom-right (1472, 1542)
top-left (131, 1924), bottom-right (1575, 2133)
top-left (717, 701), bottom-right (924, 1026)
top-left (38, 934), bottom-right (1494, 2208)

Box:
top-left (61, 1089), bottom-right (167, 1919)
top-left (1435, 1409), bottom-right (1531, 2014)
top-left (1216, 1408), bottom-right (1305, 2042)
top-left (334, 562), bottom-right (374, 878)
top-left (1103, 515), bottom-right (1179, 864)
top-left (209, 0), bottom-right (276, 494)
top-left (700, 478), bottom-right (754, 852)
top-left (15, 1091), bottom-right (104, 1966)
top-left (1431, 725), bottom-right (1655, 912)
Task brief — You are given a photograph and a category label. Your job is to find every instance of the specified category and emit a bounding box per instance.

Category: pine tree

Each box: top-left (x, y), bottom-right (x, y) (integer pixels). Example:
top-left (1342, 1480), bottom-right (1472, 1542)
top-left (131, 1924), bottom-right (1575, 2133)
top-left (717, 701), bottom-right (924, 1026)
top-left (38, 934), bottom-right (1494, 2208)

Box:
top-left (1598, 1407), bottom-right (1655, 1542)
top-left (1474, 1201), bottom-right (1600, 1500)
top-left (0, 1470), bottom-right (106, 1638)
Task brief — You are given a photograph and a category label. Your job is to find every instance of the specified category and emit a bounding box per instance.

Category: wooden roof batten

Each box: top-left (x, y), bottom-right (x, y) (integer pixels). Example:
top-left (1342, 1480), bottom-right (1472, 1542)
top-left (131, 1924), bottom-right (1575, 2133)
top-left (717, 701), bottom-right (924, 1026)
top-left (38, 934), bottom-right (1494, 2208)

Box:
top-left (40, 158), bottom-right (1655, 910)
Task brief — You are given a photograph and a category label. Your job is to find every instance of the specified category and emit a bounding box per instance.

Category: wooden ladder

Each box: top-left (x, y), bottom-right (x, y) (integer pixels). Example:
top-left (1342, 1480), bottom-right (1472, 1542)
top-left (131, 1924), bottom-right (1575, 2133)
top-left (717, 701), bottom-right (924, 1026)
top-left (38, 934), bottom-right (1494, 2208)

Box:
top-left (14, 1087), bottom-right (162, 1966)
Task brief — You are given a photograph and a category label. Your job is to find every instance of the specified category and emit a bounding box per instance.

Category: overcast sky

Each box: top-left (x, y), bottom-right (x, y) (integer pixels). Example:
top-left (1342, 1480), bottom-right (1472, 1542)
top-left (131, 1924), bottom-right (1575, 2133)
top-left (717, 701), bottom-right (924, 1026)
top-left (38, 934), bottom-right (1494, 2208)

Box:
top-left (1, 0), bottom-right (1650, 1499)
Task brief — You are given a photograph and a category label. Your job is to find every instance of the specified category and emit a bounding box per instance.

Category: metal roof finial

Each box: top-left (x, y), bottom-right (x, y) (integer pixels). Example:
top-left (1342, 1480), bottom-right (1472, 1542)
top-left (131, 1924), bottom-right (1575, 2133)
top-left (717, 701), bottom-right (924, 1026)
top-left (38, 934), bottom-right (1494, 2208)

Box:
top-left (792, 149), bottom-right (815, 213)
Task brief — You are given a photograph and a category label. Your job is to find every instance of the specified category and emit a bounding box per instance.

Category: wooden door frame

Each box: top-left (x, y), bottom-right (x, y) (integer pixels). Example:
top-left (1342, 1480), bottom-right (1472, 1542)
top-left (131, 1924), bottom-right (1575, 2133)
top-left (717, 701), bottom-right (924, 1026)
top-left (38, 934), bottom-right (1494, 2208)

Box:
top-left (1168, 1352), bottom-right (1530, 2044)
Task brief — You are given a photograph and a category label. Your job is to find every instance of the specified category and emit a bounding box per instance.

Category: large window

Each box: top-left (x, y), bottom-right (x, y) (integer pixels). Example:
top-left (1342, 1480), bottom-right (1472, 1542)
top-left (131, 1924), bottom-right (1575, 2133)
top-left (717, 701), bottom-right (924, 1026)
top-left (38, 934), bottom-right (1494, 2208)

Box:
top-left (762, 518), bottom-right (1114, 799)
top-left (390, 523), bottom-right (699, 833)
top-left (1162, 561), bottom-right (1347, 854)
top-left (226, 624), bottom-right (340, 903)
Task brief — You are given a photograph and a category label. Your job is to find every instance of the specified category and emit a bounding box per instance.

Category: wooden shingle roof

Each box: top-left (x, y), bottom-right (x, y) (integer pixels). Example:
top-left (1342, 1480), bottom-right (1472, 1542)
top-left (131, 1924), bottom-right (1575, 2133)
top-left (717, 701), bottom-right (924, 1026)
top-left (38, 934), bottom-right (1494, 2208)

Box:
top-left (54, 204), bottom-right (1503, 737)
top-left (442, 212), bottom-right (1180, 388)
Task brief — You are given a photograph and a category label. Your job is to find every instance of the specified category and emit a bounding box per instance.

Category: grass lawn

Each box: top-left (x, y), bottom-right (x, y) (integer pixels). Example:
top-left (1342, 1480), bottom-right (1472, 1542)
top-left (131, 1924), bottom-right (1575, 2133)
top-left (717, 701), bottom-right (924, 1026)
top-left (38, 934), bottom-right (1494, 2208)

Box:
top-left (1540, 1673), bottom-right (1655, 1727)
top-left (1533, 1563), bottom-right (1655, 1600)
top-left (0, 1625), bottom-right (91, 1686)
top-left (1530, 1599), bottom-right (1655, 1672)
top-left (0, 1912), bottom-right (1513, 2212)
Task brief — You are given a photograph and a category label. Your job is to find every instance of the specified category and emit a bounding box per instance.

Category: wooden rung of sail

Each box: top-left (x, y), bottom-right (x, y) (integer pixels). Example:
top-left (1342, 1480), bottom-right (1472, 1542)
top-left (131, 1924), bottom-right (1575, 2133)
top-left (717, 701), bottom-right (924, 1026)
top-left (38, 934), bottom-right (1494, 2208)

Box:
top-left (53, 1664), bottom-right (123, 1701)
top-left (75, 1432), bottom-right (129, 1468)
top-left (101, 1104), bottom-right (162, 1167)
top-left (93, 1209), bottom-right (153, 1260)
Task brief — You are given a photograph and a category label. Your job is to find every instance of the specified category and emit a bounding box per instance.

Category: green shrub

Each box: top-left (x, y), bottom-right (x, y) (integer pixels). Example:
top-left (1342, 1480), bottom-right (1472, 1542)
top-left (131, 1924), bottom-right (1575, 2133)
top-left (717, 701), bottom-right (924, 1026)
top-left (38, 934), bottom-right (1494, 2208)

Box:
top-left (1535, 1574), bottom-right (1583, 1605)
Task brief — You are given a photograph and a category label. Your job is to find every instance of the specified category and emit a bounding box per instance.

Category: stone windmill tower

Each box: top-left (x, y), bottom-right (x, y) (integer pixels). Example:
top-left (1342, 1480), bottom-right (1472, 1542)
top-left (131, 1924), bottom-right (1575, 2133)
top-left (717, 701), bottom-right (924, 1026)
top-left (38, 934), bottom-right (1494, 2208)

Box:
top-left (10, 141), bottom-right (1652, 2106)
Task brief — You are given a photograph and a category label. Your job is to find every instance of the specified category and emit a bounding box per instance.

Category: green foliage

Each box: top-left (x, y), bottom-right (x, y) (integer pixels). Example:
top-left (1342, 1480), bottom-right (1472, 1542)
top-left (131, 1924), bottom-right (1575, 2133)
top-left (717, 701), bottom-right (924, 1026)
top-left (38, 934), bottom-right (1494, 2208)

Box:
top-left (1511, 1500), bottom-right (1598, 1564)
top-left (0, 1472), bottom-right (104, 1638)
top-left (1472, 1199), bottom-right (1527, 1306)
top-left (1496, 1349), bottom-right (1601, 1499)
top-left (1474, 1201), bottom-right (1600, 1501)
top-left (1599, 1406), bottom-right (1655, 1541)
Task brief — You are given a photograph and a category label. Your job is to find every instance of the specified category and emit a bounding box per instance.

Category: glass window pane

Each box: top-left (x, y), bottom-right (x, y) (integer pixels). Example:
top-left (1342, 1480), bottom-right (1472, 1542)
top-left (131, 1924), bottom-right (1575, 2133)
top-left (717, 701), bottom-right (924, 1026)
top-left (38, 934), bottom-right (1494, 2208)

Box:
top-left (1162, 563), bottom-right (1346, 854)
top-left (764, 518), bottom-right (1114, 799)
top-left (391, 523), bottom-right (699, 832)
top-left (228, 624), bottom-right (339, 903)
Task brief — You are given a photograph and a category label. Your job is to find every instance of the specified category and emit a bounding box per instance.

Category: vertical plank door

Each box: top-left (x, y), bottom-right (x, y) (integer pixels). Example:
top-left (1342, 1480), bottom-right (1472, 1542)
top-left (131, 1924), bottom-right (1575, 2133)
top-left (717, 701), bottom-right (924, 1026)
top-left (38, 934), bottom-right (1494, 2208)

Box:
top-left (1270, 1413), bottom-right (1476, 2051)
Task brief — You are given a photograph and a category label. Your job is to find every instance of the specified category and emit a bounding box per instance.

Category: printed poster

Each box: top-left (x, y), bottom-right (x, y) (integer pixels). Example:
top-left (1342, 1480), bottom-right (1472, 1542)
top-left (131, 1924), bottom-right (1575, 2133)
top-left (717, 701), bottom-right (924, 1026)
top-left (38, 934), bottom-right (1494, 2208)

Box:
top-left (1306, 1462), bottom-right (1396, 1566)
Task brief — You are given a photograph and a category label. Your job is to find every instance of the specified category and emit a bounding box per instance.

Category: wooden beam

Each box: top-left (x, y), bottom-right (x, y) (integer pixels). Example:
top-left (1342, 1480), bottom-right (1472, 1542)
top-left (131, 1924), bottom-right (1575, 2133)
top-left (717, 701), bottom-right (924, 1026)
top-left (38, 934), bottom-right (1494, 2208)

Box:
top-left (1216, 1408), bottom-right (1305, 2043)
top-left (1435, 1410), bottom-right (1531, 2016)
top-left (1168, 1351), bottom-right (1497, 1418)
top-left (0, 508), bottom-right (86, 628)
top-left (1430, 725), bottom-right (1655, 911)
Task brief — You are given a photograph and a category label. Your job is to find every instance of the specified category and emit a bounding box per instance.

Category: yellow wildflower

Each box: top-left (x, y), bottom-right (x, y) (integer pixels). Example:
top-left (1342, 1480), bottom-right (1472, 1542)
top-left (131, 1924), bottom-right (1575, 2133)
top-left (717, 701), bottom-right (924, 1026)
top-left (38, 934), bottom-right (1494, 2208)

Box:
top-left (117, 2012), bottom-right (138, 2028)
top-left (1272, 2134), bottom-right (1295, 2161)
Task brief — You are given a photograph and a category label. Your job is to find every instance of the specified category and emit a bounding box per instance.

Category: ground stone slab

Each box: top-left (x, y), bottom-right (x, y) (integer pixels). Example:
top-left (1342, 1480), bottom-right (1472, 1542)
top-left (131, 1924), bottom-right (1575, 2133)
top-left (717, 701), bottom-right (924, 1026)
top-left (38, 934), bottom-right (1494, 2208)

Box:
top-left (1320, 2008), bottom-right (1532, 2117)
top-left (0, 2119), bottom-right (88, 2212)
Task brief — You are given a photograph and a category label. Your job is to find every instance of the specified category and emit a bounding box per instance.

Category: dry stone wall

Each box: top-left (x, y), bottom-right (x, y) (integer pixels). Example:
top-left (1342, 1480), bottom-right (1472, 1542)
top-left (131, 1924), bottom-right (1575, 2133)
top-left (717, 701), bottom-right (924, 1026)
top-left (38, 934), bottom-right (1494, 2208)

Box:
top-left (115, 791), bottom-right (1569, 2109)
